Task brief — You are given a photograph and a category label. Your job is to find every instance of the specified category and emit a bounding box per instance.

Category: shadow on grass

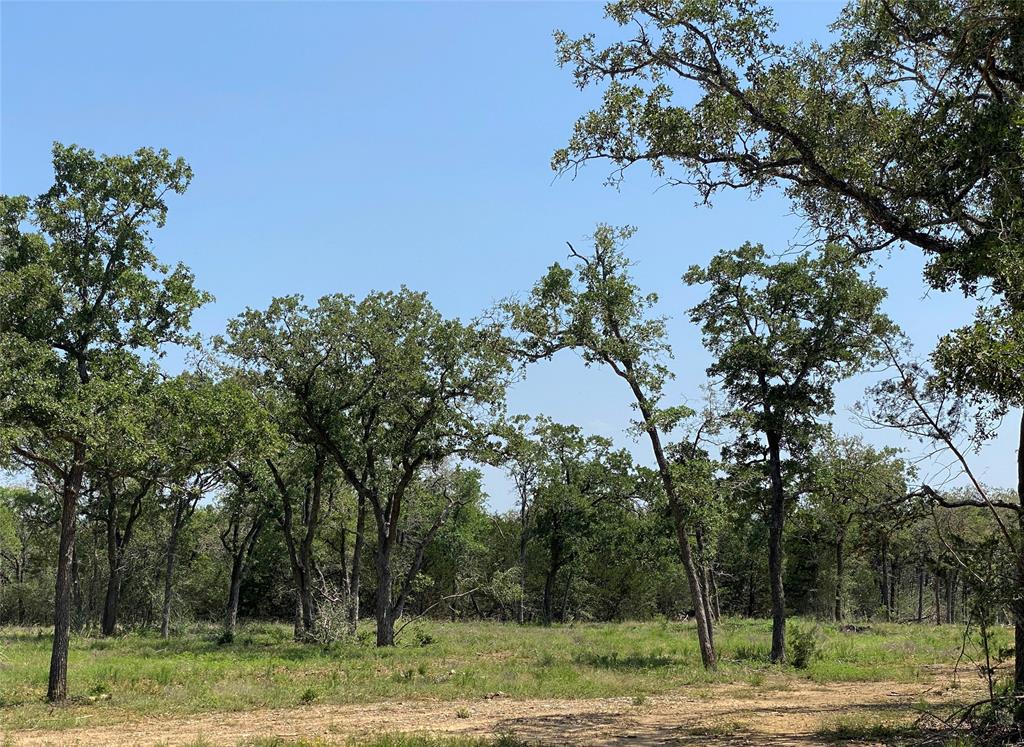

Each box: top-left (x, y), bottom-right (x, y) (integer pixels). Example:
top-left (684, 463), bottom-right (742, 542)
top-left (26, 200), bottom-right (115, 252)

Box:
top-left (571, 651), bottom-right (680, 670)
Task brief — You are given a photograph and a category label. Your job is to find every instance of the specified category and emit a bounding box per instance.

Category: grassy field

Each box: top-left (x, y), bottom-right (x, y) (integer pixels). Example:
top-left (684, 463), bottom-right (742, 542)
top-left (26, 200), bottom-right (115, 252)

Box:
top-left (0, 616), bottom-right (1008, 738)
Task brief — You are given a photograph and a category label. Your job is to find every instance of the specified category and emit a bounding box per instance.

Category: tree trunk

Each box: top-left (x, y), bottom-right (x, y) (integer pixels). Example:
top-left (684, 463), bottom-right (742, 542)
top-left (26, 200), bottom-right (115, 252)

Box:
top-left (560, 567), bottom-right (573, 622)
top-left (161, 519), bottom-right (181, 639)
top-left (916, 564), bottom-right (924, 621)
top-left (631, 394), bottom-right (715, 669)
top-left (518, 492), bottom-right (529, 625)
top-left (933, 570), bottom-right (942, 626)
top-left (945, 570), bottom-right (956, 624)
top-left (766, 430), bottom-right (787, 663)
top-left (694, 527), bottom-right (718, 631)
top-left (101, 569), bottom-right (121, 637)
top-left (225, 555), bottom-right (244, 634)
top-left (375, 540), bottom-right (395, 646)
top-left (709, 568), bottom-right (721, 621)
top-left (879, 539), bottom-right (891, 621)
top-left (891, 558), bottom-right (901, 621)
top-left (223, 513), bottom-right (263, 636)
top-left (348, 492), bottom-right (366, 632)
top-left (542, 567), bottom-right (556, 626)
top-left (47, 446), bottom-right (85, 703)
top-left (71, 544), bottom-right (82, 630)
top-left (834, 531), bottom-right (845, 622)
top-left (101, 496), bottom-right (121, 636)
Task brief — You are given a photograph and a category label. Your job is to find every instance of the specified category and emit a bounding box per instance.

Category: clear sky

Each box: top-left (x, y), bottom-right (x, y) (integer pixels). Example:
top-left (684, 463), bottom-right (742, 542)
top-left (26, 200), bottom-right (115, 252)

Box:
top-left (2, 1), bottom-right (1018, 510)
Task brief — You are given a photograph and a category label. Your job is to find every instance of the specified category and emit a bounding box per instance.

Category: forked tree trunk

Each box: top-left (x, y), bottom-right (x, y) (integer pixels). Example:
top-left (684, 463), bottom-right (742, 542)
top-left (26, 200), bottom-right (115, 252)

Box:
top-left (47, 445), bottom-right (86, 703)
top-left (694, 527), bottom-right (717, 630)
top-left (766, 430), bottom-right (787, 663)
top-left (223, 513), bottom-right (264, 635)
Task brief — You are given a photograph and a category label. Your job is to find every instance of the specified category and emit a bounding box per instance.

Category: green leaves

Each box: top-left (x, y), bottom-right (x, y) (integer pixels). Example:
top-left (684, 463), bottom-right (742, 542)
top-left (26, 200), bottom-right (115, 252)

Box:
top-left (555, 0), bottom-right (1024, 297)
top-left (506, 225), bottom-right (672, 412)
top-left (686, 242), bottom-right (895, 447)
top-left (220, 287), bottom-right (512, 508)
top-left (0, 142), bottom-right (209, 485)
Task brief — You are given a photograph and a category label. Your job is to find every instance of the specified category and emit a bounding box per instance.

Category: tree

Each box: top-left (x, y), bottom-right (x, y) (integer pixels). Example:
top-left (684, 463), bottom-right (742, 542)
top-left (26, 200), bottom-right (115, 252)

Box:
top-left (867, 336), bottom-right (1023, 713)
top-left (685, 242), bottom-right (894, 661)
top-left (220, 289), bottom-right (511, 645)
top-left (932, 288), bottom-right (1024, 705)
top-left (498, 417), bottom-right (543, 624)
top-left (554, 0), bottom-right (1021, 295)
top-left (808, 436), bottom-right (910, 621)
top-left (0, 144), bottom-right (208, 701)
top-left (504, 225), bottom-right (717, 669)
top-left (153, 374), bottom-right (266, 639)
top-left (556, 0), bottom-right (1023, 684)
top-left (523, 419), bottom-right (635, 624)
top-left (218, 474), bottom-right (268, 636)
top-left (265, 440), bottom-right (332, 638)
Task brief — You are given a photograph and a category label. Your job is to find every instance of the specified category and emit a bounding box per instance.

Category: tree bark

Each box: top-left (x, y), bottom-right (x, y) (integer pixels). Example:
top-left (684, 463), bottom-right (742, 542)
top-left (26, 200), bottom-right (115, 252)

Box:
top-left (880, 539), bottom-right (892, 621)
top-left (374, 536), bottom-right (395, 646)
top-left (47, 444), bottom-right (86, 703)
top-left (101, 566), bottom-right (121, 637)
top-left (348, 492), bottom-right (366, 632)
top-left (223, 513), bottom-right (263, 635)
top-left (933, 570), bottom-right (942, 625)
top-left (518, 490), bottom-right (529, 625)
top-left (766, 429), bottom-right (787, 663)
top-left (945, 570), bottom-right (956, 624)
top-left (916, 564), bottom-right (924, 621)
top-left (225, 554), bottom-right (244, 634)
top-left (694, 527), bottom-right (718, 630)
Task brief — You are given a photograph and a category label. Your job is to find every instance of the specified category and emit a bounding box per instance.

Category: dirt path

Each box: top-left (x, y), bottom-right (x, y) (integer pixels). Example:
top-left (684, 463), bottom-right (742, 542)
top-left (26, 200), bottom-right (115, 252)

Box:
top-left (6, 675), bottom-right (971, 746)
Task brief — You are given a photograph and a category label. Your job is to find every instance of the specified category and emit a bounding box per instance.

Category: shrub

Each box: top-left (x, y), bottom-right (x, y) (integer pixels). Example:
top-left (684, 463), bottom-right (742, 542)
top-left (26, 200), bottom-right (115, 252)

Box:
top-left (788, 623), bottom-right (820, 669)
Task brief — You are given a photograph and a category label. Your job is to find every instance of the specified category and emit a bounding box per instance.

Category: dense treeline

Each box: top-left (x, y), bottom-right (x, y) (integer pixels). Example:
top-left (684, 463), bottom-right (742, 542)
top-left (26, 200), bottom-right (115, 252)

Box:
top-left (0, 2), bottom-right (1021, 739)
top-left (1, 467), bottom-right (1010, 633)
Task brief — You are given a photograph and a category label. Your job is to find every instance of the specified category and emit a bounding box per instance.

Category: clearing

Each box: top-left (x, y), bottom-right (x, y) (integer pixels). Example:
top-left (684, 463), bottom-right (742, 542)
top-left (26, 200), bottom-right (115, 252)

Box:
top-left (0, 619), bottom-right (1006, 745)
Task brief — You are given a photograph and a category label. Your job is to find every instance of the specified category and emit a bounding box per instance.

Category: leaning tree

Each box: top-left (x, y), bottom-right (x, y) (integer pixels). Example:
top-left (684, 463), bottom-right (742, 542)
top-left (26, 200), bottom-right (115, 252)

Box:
top-left (505, 225), bottom-right (718, 669)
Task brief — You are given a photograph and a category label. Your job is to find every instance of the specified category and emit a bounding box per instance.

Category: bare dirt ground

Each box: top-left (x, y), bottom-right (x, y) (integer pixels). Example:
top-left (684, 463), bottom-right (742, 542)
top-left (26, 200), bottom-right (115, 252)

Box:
top-left (6, 672), bottom-right (975, 747)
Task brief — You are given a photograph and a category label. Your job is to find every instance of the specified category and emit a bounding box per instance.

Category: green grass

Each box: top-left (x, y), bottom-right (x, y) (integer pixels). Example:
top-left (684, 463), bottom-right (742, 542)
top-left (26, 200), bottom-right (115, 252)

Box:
top-left (0, 617), bottom-right (1007, 733)
top-left (815, 712), bottom-right (922, 743)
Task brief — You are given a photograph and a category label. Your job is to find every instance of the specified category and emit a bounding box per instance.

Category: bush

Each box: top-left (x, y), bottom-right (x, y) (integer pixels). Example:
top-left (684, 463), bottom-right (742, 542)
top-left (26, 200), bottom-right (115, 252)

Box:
top-left (788, 622), bottom-right (820, 669)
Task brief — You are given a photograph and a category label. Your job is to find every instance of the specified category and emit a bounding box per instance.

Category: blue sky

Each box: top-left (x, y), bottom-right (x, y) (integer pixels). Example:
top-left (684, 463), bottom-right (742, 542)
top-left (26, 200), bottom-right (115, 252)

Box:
top-left (2, 1), bottom-right (1017, 509)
